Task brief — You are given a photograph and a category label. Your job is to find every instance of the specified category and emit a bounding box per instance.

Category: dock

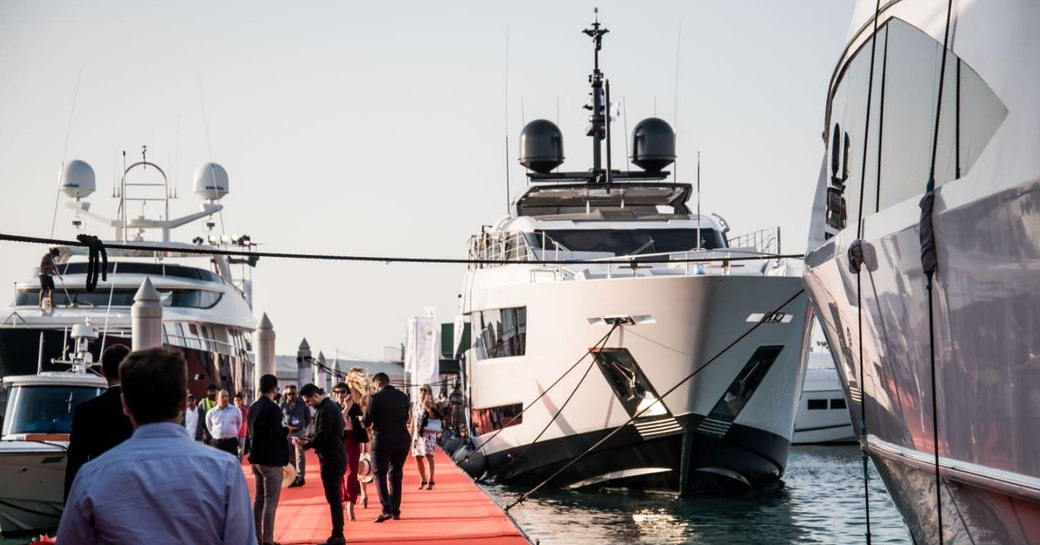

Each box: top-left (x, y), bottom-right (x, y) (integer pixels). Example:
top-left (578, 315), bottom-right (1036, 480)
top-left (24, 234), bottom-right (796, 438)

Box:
top-left (243, 448), bottom-right (531, 545)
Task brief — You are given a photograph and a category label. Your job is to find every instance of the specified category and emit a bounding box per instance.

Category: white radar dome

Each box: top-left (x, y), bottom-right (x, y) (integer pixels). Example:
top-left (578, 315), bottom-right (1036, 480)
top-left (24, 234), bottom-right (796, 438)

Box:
top-left (193, 162), bottom-right (229, 201)
top-left (61, 160), bottom-right (96, 200)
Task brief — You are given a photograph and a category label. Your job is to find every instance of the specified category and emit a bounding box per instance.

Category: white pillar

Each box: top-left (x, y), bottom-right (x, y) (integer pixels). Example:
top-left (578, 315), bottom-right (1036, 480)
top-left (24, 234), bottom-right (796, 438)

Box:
top-left (131, 278), bottom-right (162, 351)
top-left (297, 338), bottom-right (312, 387)
top-left (255, 313), bottom-right (275, 393)
top-left (315, 351), bottom-right (327, 393)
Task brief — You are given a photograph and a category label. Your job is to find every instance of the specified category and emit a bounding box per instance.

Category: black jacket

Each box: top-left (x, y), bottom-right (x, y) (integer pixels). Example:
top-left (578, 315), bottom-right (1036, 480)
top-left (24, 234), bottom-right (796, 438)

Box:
top-left (248, 396), bottom-right (290, 467)
top-left (363, 385), bottom-right (410, 452)
top-left (305, 397), bottom-right (346, 468)
top-left (181, 406), bottom-right (208, 442)
top-left (64, 385), bottom-right (133, 499)
top-left (345, 401), bottom-right (368, 444)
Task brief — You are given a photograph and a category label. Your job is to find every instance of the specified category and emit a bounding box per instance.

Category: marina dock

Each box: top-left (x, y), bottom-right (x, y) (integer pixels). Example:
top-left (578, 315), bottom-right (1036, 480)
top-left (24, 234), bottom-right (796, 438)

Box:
top-left (243, 448), bottom-right (531, 545)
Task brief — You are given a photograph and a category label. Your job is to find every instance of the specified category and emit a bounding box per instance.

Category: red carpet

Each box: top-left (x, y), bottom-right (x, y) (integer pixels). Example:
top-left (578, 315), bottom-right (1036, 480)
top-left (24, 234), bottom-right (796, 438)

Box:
top-left (243, 448), bottom-right (530, 545)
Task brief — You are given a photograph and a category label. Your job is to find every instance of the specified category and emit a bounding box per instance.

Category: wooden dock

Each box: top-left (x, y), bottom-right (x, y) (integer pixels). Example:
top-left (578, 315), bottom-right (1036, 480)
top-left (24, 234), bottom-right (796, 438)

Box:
top-left (243, 448), bottom-right (531, 545)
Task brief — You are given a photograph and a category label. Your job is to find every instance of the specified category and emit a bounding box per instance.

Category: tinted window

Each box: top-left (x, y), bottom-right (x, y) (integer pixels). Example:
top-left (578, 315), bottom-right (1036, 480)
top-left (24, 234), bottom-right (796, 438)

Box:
top-left (472, 307), bottom-right (526, 360)
top-left (808, 399), bottom-right (828, 410)
top-left (3, 385), bottom-right (104, 435)
top-left (471, 403), bottom-right (522, 435)
top-left (831, 398), bottom-right (847, 410)
top-left (536, 228), bottom-right (721, 256)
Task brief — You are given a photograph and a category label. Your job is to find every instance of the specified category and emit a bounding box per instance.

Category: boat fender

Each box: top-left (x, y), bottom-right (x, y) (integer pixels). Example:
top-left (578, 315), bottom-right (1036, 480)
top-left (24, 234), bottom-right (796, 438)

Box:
top-left (443, 435), bottom-right (464, 456)
top-left (456, 446), bottom-right (487, 479)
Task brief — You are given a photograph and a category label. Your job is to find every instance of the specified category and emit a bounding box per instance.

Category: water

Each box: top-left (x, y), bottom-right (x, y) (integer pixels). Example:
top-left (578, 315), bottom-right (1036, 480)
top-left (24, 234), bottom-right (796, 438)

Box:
top-left (480, 445), bottom-right (912, 545)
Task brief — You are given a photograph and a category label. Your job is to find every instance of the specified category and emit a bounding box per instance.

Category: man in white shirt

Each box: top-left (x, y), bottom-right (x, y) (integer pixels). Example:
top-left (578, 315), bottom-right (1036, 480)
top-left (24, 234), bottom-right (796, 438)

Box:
top-left (183, 393), bottom-right (205, 441)
top-left (207, 389), bottom-right (242, 457)
top-left (57, 347), bottom-right (256, 545)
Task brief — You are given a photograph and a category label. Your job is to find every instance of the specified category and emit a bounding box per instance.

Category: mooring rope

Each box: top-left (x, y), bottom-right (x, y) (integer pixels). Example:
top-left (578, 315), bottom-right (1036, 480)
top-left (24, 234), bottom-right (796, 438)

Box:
top-left (505, 288), bottom-right (805, 511)
top-left (918, 0), bottom-right (956, 542)
top-left (481, 324), bottom-right (620, 479)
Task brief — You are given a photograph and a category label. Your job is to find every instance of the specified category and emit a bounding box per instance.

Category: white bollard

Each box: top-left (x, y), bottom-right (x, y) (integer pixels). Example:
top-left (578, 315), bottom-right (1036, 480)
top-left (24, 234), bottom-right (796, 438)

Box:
top-left (131, 278), bottom-right (163, 351)
top-left (315, 351), bottom-right (327, 393)
top-left (297, 338), bottom-right (312, 388)
top-left (255, 313), bottom-right (276, 394)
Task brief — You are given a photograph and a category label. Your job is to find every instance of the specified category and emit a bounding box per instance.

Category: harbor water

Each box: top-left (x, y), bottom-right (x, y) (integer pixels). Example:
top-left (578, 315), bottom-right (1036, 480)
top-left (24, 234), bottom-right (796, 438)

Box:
top-left (481, 445), bottom-right (912, 545)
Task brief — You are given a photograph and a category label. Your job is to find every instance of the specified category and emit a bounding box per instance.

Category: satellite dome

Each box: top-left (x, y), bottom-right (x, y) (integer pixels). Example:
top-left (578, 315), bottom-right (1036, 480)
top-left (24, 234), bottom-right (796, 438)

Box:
top-left (61, 160), bottom-right (96, 200)
top-left (193, 162), bottom-right (229, 201)
top-left (631, 118), bottom-right (676, 172)
top-left (519, 119), bottom-right (564, 174)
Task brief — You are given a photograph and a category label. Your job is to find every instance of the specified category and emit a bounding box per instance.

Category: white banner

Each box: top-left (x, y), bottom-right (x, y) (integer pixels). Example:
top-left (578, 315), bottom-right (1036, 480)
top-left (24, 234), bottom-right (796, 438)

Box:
top-left (405, 314), bottom-right (440, 400)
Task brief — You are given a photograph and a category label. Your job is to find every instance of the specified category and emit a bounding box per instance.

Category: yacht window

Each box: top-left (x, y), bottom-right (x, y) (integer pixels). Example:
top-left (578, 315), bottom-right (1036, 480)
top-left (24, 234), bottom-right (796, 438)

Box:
top-left (830, 398), bottom-right (847, 410)
top-left (16, 289), bottom-right (221, 309)
top-left (535, 228), bottom-right (721, 256)
top-left (470, 403), bottom-right (522, 435)
top-left (807, 399), bottom-right (828, 410)
top-left (472, 307), bottom-right (526, 360)
top-left (2, 385), bottom-right (104, 436)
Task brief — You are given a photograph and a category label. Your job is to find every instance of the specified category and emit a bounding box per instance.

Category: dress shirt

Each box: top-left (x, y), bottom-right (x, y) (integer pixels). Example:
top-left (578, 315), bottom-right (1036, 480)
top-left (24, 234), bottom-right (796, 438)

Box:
top-left (185, 406), bottom-right (200, 435)
top-left (207, 404), bottom-right (243, 440)
top-left (57, 422), bottom-right (256, 545)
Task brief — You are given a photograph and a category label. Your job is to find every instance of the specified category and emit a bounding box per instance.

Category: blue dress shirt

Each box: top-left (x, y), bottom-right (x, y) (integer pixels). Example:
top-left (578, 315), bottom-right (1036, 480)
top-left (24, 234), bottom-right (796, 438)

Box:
top-left (57, 422), bottom-right (256, 545)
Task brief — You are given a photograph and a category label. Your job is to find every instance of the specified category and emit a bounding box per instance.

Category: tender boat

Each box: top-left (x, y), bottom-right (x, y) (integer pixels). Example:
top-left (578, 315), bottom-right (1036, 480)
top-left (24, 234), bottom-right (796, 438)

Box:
top-left (803, 1), bottom-right (1040, 542)
top-left (459, 14), bottom-right (811, 495)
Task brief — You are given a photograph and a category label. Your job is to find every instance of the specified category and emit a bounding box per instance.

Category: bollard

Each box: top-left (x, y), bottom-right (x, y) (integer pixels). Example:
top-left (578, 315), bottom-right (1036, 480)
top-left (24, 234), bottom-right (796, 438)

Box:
top-left (255, 313), bottom-right (275, 394)
top-left (131, 278), bottom-right (162, 350)
top-left (297, 338), bottom-right (312, 387)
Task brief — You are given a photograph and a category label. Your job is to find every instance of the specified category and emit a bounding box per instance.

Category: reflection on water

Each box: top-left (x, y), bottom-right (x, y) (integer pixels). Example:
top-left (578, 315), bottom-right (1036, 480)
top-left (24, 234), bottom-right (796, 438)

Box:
top-left (481, 445), bottom-right (912, 544)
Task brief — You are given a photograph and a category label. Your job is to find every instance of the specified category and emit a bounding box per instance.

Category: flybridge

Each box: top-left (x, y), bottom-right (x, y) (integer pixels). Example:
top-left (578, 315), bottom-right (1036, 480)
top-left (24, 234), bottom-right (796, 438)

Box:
top-left (516, 183), bottom-right (692, 217)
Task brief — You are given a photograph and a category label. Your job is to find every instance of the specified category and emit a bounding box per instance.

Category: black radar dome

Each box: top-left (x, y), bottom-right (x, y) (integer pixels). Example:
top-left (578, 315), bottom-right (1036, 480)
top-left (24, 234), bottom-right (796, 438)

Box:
top-left (631, 117), bottom-right (676, 172)
top-left (519, 119), bottom-right (564, 173)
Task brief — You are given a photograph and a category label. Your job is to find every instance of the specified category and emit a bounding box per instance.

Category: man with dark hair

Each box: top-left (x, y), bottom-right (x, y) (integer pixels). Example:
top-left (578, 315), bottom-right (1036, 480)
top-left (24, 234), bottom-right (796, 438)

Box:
top-left (248, 374), bottom-right (288, 545)
top-left (182, 393), bottom-right (207, 441)
top-left (207, 389), bottom-right (242, 457)
top-left (280, 384), bottom-right (310, 487)
top-left (293, 383), bottom-right (346, 545)
top-left (57, 347), bottom-right (255, 544)
top-left (363, 372), bottom-right (411, 522)
top-left (39, 247), bottom-right (59, 310)
top-left (64, 344), bottom-right (133, 499)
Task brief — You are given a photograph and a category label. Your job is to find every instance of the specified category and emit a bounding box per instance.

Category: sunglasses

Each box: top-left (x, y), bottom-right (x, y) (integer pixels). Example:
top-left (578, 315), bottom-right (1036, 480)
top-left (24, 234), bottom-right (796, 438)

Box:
top-left (333, 390), bottom-right (347, 395)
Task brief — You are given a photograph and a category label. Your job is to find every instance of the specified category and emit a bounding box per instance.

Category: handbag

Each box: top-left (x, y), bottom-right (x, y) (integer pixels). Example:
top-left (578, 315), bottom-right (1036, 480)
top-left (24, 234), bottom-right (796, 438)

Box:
top-left (424, 417), bottom-right (442, 434)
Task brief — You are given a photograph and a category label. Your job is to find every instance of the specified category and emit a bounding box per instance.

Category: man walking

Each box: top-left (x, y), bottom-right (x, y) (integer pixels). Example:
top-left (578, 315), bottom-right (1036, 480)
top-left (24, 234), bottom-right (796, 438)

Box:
top-left (64, 344), bottom-right (133, 499)
top-left (280, 384), bottom-right (310, 487)
top-left (363, 372), bottom-right (410, 523)
top-left (207, 389), bottom-right (242, 457)
top-left (294, 383), bottom-right (347, 545)
top-left (248, 374), bottom-right (289, 545)
top-left (57, 347), bottom-right (255, 544)
top-left (182, 393), bottom-right (208, 441)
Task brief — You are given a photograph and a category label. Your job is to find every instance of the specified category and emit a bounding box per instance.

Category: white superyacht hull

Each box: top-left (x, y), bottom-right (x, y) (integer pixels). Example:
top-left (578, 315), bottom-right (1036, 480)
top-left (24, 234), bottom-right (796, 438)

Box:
top-left (0, 441), bottom-right (66, 536)
top-left (467, 271), bottom-right (809, 494)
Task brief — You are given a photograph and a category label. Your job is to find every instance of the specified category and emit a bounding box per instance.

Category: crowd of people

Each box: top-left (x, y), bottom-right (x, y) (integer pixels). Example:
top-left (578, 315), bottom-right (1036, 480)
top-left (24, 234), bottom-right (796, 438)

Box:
top-left (58, 345), bottom-right (455, 545)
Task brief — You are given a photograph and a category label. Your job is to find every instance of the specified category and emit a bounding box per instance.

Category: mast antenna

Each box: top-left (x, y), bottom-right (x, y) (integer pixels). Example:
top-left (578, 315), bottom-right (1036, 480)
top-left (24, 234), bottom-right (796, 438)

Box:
top-left (583, 8), bottom-right (609, 182)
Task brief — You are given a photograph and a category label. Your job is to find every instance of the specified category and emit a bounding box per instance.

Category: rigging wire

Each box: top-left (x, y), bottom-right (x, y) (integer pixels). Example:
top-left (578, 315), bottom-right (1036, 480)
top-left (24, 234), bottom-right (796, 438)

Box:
top-left (505, 288), bottom-right (805, 511)
top-left (479, 324), bottom-right (619, 478)
top-left (0, 232), bottom-right (804, 268)
top-left (918, 0), bottom-right (957, 543)
top-left (50, 69), bottom-right (84, 239)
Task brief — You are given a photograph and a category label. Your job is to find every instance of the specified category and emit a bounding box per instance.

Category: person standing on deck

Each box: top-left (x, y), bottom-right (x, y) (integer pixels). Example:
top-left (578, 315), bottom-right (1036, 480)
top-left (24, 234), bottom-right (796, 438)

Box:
top-left (248, 374), bottom-right (289, 545)
top-left (38, 247), bottom-right (59, 310)
top-left (294, 383), bottom-right (347, 545)
top-left (64, 344), bottom-right (133, 500)
top-left (281, 384), bottom-right (310, 487)
top-left (207, 389), bottom-right (242, 458)
top-left (235, 392), bottom-right (250, 460)
top-left (57, 347), bottom-right (256, 545)
top-left (363, 372), bottom-right (410, 523)
top-left (449, 381), bottom-right (465, 434)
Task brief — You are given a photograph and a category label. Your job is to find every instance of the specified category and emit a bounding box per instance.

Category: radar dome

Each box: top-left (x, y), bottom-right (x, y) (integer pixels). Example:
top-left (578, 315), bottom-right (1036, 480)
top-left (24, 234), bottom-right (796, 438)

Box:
top-left (631, 117), bottom-right (676, 172)
top-left (61, 160), bottom-right (96, 200)
top-left (519, 119), bottom-right (564, 174)
top-left (194, 162), bottom-right (229, 201)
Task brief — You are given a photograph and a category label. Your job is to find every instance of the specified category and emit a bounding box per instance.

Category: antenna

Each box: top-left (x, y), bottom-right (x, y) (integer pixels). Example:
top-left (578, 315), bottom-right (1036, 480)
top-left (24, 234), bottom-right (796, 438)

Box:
top-left (673, 22), bottom-right (682, 182)
top-left (50, 68), bottom-right (84, 238)
top-left (583, 8), bottom-right (609, 181)
top-left (605, 79), bottom-right (612, 184)
top-left (504, 24), bottom-right (511, 213)
top-left (696, 151), bottom-right (702, 250)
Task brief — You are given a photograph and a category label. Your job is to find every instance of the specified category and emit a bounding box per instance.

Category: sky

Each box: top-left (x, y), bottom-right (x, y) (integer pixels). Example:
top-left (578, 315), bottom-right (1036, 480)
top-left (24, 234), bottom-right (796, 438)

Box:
top-left (0, 1), bottom-right (854, 359)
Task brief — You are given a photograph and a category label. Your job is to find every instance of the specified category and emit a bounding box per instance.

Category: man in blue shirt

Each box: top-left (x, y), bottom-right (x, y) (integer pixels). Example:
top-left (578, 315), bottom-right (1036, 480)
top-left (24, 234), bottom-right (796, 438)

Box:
top-left (57, 347), bottom-right (256, 545)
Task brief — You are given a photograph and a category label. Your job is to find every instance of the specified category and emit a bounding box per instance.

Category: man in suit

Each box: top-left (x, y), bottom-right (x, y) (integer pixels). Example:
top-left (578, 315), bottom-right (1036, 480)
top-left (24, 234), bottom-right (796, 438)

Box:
top-left (64, 344), bottom-right (133, 499)
top-left (248, 374), bottom-right (289, 545)
top-left (363, 372), bottom-right (411, 523)
top-left (294, 383), bottom-right (346, 545)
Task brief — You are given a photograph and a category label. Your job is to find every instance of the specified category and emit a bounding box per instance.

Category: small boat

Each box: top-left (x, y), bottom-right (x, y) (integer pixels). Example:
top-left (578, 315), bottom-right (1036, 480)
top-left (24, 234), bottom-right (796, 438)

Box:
top-left (791, 351), bottom-right (854, 445)
top-left (0, 323), bottom-right (106, 536)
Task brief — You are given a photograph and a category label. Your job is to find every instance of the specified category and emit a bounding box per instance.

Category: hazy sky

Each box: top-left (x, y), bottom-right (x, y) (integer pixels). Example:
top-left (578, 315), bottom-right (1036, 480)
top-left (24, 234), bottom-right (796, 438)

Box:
top-left (0, 1), bottom-right (853, 359)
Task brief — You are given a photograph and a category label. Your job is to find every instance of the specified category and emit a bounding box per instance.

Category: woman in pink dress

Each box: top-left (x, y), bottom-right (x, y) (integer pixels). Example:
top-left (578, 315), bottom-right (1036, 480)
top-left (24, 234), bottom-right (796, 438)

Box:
top-left (335, 369), bottom-right (371, 521)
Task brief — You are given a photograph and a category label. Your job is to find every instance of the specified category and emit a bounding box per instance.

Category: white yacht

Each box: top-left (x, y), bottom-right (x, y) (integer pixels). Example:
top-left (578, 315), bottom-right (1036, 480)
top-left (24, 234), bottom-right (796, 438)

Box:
top-left (459, 15), bottom-right (811, 495)
top-left (791, 351), bottom-right (854, 445)
top-left (804, 1), bottom-right (1040, 542)
top-left (0, 151), bottom-right (260, 402)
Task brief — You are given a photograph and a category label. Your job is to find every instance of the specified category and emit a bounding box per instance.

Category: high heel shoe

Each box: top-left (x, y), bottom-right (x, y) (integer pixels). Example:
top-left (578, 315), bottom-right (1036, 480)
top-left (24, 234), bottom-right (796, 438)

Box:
top-left (418, 481), bottom-right (427, 490)
top-left (347, 502), bottom-right (356, 522)
top-left (361, 495), bottom-right (368, 509)
top-left (426, 481), bottom-right (435, 490)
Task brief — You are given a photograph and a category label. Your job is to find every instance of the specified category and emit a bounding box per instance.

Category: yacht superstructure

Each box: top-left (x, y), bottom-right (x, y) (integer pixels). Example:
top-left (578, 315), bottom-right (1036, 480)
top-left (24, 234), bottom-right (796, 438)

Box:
top-left (459, 15), bottom-right (811, 495)
top-left (803, 1), bottom-right (1040, 542)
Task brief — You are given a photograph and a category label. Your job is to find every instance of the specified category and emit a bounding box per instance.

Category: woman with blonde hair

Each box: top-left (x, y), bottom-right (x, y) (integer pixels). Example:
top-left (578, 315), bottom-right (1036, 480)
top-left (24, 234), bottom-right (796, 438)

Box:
top-left (334, 367), bottom-right (371, 521)
top-left (409, 384), bottom-right (442, 490)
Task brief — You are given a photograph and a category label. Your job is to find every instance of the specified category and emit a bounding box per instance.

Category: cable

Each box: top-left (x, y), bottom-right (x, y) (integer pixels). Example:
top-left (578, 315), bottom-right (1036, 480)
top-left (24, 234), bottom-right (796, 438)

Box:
top-left (0, 232), bottom-right (805, 266)
top-left (505, 288), bottom-right (805, 510)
